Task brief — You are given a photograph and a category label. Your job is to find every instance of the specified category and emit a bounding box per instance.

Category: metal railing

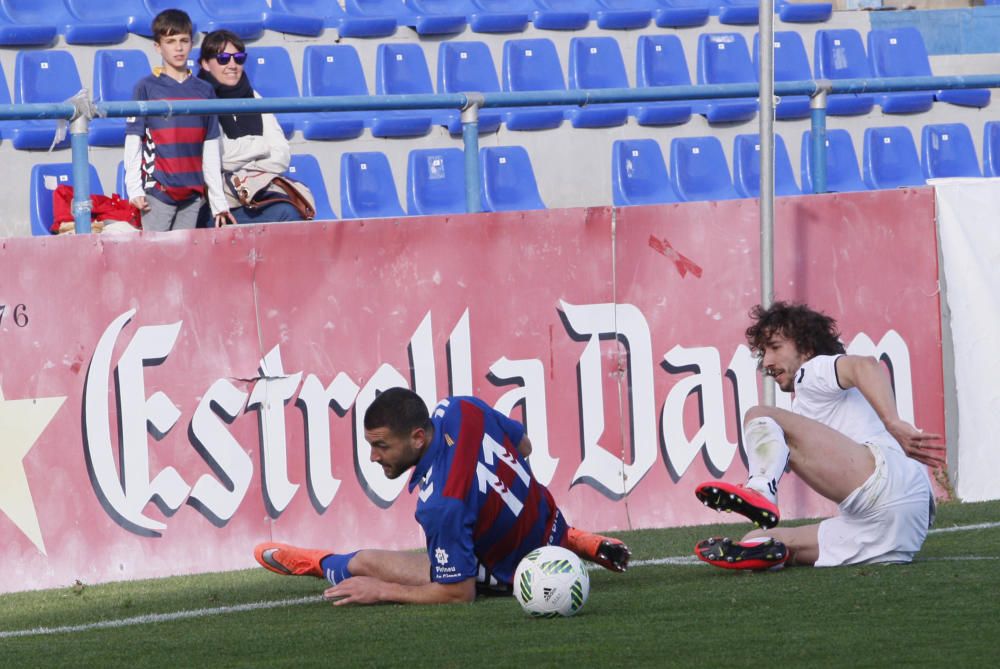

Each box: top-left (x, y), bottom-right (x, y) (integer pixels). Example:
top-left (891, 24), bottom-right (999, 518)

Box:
top-left (0, 73), bottom-right (997, 233)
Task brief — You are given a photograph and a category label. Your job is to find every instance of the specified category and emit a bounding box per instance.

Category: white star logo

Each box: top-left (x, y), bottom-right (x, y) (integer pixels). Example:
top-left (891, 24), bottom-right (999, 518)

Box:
top-left (434, 547), bottom-right (449, 565)
top-left (0, 385), bottom-right (66, 556)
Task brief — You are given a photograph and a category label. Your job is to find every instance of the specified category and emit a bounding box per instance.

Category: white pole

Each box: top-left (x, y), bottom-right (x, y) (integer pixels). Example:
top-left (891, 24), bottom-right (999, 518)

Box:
top-left (759, 0), bottom-right (776, 406)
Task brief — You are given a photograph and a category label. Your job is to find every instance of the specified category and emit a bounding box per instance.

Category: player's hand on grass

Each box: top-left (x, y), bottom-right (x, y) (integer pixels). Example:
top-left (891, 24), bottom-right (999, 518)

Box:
top-left (323, 576), bottom-right (381, 606)
top-left (886, 418), bottom-right (946, 468)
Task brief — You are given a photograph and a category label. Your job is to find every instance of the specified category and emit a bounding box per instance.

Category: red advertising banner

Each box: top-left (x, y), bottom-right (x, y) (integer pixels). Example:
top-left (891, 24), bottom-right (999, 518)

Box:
top-left (0, 188), bottom-right (943, 593)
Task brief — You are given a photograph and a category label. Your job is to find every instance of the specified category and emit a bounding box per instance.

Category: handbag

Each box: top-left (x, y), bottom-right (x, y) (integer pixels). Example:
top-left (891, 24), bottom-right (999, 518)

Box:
top-left (224, 170), bottom-right (316, 221)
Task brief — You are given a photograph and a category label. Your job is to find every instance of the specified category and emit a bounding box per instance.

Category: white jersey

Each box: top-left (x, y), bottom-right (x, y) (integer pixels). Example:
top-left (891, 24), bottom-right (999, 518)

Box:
top-left (791, 354), bottom-right (902, 454)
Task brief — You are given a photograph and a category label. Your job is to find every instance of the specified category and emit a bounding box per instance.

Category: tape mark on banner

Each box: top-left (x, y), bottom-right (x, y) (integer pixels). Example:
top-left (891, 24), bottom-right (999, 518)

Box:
top-left (648, 235), bottom-right (703, 279)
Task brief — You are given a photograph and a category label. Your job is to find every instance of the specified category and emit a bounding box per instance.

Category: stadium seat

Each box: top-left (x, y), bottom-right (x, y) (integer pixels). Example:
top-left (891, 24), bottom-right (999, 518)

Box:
top-left (11, 50), bottom-right (81, 150)
top-left (732, 133), bottom-right (801, 198)
top-left (709, 0), bottom-right (758, 25)
top-left (436, 41), bottom-right (504, 134)
top-left (299, 45), bottom-right (368, 141)
top-left (115, 160), bottom-right (127, 198)
top-left (479, 146), bottom-right (546, 211)
top-left (800, 128), bottom-right (868, 193)
top-left (113, 0), bottom-right (164, 37)
top-left (921, 123), bottom-right (981, 179)
top-left (271, 0), bottom-right (396, 36)
top-left (340, 152), bottom-right (406, 219)
top-left (635, 34), bottom-right (735, 125)
top-left (775, 0), bottom-right (831, 23)
top-left (29, 162), bottom-right (103, 236)
top-left (0, 3), bottom-right (56, 45)
top-left (814, 29), bottom-right (931, 115)
top-left (530, 0), bottom-right (591, 30)
top-left (984, 122), bottom-right (1000, 177)
top-left (286, 154), bottom-right (336, 220)
top-left (501, 38), bottom-right (568, 131)
top-left (375, 43), bottom-right (456, 136)
top-left (256, 0), bottom-right (325, 36)
top-left (9, 0), bottom-right (128, 45)
top-left (611, 139), bottom-right (679, 206)
top-left (344, 0), bottom-right (466, 35)
top-left (407, 148), bottom-right (467, 215)
top-left (670, 136), bottom-right (739, 201)
top-left (144, 0), bottom-right (264, 40)
top-left (752, 31), bottom-right (811, 119)
top-left (91, 49), bottom-right (152, 147)
top-left (863, 126), bottom-right (925, 190)
top-left (588, 0), bottom-right (653, 31)
top-left (466, 0), bottom-right (531, 33)
top-left (694, 33), bottom-right (760, 123)
top-left (652, 0), bottom-right (710, 28)
top-left (867, 27), bottom-right (990, 109)
top-left (241, 47), bottom-right (301, 138)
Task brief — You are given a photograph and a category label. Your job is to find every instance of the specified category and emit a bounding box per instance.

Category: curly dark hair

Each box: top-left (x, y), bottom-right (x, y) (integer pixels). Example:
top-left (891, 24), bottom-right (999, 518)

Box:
top-left (745, 301), bottom-right (845, 358)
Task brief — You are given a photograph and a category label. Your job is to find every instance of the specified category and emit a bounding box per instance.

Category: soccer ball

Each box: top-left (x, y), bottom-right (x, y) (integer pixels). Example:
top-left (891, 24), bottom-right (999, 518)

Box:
top-left (513, 546), bottom-right (590, 618)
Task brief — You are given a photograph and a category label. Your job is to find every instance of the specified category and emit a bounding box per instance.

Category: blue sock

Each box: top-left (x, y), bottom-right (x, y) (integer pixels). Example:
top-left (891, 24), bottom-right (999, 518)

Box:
top-left (320, 552), bottom-right (358, 585)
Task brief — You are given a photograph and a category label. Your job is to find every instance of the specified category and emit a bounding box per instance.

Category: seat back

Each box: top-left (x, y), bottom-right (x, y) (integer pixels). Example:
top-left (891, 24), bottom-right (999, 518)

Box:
top-left (376, 43), bottom-right (434, 95)
top-left (407, 148), bottom-right (467, 215)
top-left (302, 44), bottom-right (369, 96)
top-left (732, 134), bottom-right (800, 198)
top-left (800, 128), bottom-right (867, 193)
top-left (243, 46), bottom-right (300, 97)
top-left (502, 38), bottom-right (565, 91)
top-left (340, 151), bottom-right (406, 219)
top-left (814, 29), bottom-right (872, 79)
top-left (868, 27), bottom-right (932, 78)
top-left (480, 146), bottom-right (545, 211)
top-left (29, 162), bottom-right (103, 236)
top-left (15, 50), bottom-right (83, 103)
top-left (921, 123), bottom-right (981, 178)
top-left (754, 31), bottom-right (810, 82)
top-left (984, 121), bottom-right (1000, 177)
top-left (611, 139), bottom-right (678, 206)
top-left (863, 126), bottom-right (925, 189)
top-left (669, 136), bottom-right (738, 201)
top-left (93, 49), bottom-right (152, 102)
top-left (636, 34), bottom-right (691, 87)
top-left (3, 0), bottom-right (69, 23)
top-left (568, 36), bottom-right (629, 89)
top-left (697, 32), bottom-right (754, 84)
top-left (438, 41), bottom-right (501, 93)
top-left (286, 154), bottom-right (336, 220)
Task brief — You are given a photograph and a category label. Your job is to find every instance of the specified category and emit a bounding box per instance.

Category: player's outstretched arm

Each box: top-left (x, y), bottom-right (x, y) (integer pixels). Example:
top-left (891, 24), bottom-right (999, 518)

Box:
top-left (835, 355), bottom-right (946, 468)
top-left (323, 576), bottom-right (476, 606)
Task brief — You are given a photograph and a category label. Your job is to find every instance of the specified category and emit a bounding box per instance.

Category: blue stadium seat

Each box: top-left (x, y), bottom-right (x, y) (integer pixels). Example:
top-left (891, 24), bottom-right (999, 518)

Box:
top-left (694, 33), bottom-right (759, 123)
top-left (611, 139), bottom-right (679, 206)
top-left (800, 128), bottom-right (868, 193)
top-left (300, 45), bottom-right (368, 141)
top-left (480, 146), bottom-right (546, 211)
top-left (775, 0), bottom-right (831, 23)
top-left (113, 0), bottom-right (164, 37)
top-left (530, 0), bottom-right (591, 30)
top-left (115, 160), bottom-right (127, 198)
top-left (91, 50), bottom-right (152, 147)
top-left (286, 154), bottom-right (336, 220)
top-left (589, 0), bottom-right (652, 31)
top-left (670, 136), bottom-right (739, 201)
top-left (752, 31), bottom-right (811, 119)
top-left (375, 43), bottom-right (456, 136)
top-left (501, 38), bottom-right (568, 131)
top-left (466, 0), bottom-right (531, 33)
top-left (340, 152), bottom-right (406, 219)
top-left (863, 126), bottom-right (925, 190)
top-left (565, 37), bottom-right (629, 128)
top-left (652, 0), bottom-right (710, 28)
top-left (271, 0), bottom-right (396, 35)
top-left (868, 27), bottom-right (990, 109)
top-left (984, 122), bottom-right (1000, 178)
top-left (0, 3), bottom-right (56, 45)
top-left (344, 0), bottom-right (465, 35)
top-left (921, 123), bottom-right (981, 179)
top-left (242, 47), bottom-right (301, 138)
top-left (635, 34), bottom-right (728, 125)
top-left (407, 148), bottom-right (467, 215)
top-left (144, 0), bottom-right (264, 40)
top-left (815, 29), bottom-right (931, 115)
top-left (733, 133), bottom-right (801, 198)
top-left (436, 41), bottom-right (504, 134)
top-left (29, 162), bottom-right (103, 236)
top-left (11, 0), bottom-right (128, 45)
top-left (709, 0), bottom-right (758, 25)
top-left (11, 50), bottom-right (81, 150)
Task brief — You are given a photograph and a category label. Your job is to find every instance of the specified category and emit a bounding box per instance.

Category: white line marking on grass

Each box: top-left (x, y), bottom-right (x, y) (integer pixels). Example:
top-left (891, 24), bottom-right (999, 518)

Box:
top-left (3, 521), bottom-right (997, 639)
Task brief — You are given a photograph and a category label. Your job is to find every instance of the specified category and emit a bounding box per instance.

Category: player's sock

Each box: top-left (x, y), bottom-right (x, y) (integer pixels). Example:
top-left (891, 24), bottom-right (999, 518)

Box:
top-left (743, 416), bottom-right (789, 504)
top-left (320, 551), bottom-right (359, 585)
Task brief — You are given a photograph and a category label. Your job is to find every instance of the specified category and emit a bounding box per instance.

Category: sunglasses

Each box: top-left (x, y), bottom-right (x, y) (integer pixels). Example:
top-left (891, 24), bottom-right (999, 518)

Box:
top-left (214, 51), bottom-right (247, 65)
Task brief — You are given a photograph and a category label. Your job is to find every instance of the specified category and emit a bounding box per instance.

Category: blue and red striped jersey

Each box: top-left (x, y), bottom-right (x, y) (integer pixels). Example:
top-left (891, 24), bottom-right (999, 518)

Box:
top-left (408, 396), bottom-right (568, 586)
top-left (125, 72), bottom-right (220, 204)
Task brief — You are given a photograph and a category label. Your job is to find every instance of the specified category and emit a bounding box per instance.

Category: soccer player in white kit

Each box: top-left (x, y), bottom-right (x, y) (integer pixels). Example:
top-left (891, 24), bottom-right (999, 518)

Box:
top-left (694, 302), bottom-right (945, 569)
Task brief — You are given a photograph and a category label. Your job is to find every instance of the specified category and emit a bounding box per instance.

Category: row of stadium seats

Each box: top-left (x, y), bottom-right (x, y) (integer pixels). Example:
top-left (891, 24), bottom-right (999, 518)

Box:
top-left (615, 123), bottom-right (1000, 205)
top-left (0, 0), bottom-right (832, 46)
top-left (2, 27), bottom-right (985, 150)
top-left (29, 120), bottom-right (1000, 234)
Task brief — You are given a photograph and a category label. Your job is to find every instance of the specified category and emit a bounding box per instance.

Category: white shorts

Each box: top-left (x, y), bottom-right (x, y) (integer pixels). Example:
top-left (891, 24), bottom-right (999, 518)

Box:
top-left (815, 442), bottom-right (934, 567)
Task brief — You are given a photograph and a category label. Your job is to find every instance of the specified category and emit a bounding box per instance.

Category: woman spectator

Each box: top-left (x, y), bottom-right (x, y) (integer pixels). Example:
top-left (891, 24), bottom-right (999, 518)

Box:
top-left (197, 30), bottom-right (311, 224)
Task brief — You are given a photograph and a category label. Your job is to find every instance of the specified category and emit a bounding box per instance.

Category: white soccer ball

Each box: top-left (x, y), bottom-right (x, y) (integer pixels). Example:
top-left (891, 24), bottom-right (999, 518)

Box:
top-left (513, 545), bottom-right (590, 618)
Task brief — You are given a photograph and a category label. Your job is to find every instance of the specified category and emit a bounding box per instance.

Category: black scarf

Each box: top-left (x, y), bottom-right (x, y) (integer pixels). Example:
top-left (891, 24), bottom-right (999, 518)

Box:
top-left (197, 68), bottom-right (264, 139)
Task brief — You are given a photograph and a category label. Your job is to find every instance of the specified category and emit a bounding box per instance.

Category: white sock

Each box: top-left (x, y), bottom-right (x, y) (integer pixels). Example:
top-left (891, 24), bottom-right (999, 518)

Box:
top-left (743, 416), bottom-right (789, 504)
